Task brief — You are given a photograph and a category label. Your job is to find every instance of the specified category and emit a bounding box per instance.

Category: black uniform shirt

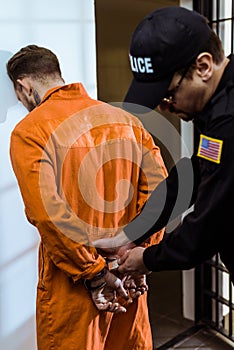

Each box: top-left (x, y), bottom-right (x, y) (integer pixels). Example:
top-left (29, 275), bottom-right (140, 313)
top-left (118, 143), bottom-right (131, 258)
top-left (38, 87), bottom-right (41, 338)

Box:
top-left (124, 54), bottom-right (234, 275)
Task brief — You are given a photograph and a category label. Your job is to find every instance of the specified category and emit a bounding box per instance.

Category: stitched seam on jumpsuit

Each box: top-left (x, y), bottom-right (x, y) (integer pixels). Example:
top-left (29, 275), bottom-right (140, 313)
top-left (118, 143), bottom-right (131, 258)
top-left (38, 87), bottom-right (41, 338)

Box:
top-left (40, 300), bottom-right (56, 350)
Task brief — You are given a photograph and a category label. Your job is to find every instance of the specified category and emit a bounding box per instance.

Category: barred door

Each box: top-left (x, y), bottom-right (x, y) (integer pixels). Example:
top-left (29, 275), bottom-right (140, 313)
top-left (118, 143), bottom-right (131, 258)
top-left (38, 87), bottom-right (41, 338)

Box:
top-left (193, 0), bottom-right (234, 343)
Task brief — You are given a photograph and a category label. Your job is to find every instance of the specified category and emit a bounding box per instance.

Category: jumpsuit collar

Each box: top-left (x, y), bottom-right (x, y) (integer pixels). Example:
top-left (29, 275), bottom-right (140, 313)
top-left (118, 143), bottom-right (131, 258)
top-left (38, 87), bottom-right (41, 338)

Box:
top-left (40, 83), bottom-right (89, 105)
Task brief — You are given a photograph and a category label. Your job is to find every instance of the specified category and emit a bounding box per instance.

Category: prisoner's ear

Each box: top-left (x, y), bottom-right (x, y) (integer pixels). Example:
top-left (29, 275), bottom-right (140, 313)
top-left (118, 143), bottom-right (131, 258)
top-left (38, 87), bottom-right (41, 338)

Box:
top-left (16, 78), bottom-right (32, 95)
top-left (195, 52), bottom-right (213, 82)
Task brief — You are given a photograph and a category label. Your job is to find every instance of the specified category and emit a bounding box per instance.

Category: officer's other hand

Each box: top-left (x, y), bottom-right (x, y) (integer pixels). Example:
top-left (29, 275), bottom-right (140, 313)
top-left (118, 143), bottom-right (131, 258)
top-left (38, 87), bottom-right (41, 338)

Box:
top-left (93, 230), bottom-right (135, 258)
top-left (118, 247), bottom-right (151, 275)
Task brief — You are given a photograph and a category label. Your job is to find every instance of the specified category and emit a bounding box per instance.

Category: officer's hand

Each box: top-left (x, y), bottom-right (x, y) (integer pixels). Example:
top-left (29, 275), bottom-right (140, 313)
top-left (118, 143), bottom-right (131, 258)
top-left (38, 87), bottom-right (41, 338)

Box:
top-left (123, 274), bottom-right (148, 299)
top-left (118, 247), bottom-right (151, 275)
top-left (93, 230), bottom-right (135, 258)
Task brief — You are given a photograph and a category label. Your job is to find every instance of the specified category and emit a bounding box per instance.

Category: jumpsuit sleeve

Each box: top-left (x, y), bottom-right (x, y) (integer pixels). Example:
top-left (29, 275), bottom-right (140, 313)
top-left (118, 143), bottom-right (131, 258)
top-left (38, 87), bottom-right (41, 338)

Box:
top-left (10, 128), bottom-right (106, 282)
top-left (136, 129), bottom-right (168, 246)
top-left (143, 116), bottom-right (234, 272)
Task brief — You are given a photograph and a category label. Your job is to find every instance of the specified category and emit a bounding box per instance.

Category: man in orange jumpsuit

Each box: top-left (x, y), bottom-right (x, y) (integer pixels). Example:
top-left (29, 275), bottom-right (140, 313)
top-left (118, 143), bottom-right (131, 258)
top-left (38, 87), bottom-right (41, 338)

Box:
top-left (7, 45), bottom-right (167, 350)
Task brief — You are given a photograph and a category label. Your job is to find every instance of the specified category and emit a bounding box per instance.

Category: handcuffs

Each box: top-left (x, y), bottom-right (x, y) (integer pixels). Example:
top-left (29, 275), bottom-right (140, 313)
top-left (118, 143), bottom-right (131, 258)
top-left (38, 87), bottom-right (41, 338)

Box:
top-left (84, 257), bottom-right (119, 291)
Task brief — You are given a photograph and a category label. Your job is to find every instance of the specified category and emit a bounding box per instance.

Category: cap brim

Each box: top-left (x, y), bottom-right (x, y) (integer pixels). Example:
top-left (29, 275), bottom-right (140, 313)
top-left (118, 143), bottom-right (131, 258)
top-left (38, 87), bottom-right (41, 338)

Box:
top-left (123, 74), bottom-right (173, 113)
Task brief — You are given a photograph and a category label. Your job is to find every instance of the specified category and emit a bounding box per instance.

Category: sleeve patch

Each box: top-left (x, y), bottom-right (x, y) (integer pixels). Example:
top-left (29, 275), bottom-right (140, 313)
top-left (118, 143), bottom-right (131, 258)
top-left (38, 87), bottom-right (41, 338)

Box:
top-left (197, 134), bottom-right (223, 164)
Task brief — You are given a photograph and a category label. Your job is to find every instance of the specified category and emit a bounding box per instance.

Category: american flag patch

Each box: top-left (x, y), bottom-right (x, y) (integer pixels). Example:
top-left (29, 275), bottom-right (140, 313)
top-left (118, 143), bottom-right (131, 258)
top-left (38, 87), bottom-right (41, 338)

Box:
top-left (197, 134), bottom-right (223, 164)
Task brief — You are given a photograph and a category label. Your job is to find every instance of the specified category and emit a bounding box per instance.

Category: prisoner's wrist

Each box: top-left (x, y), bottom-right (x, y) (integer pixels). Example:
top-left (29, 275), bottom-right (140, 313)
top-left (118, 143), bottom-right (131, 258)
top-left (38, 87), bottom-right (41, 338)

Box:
top-left (84, 256), bottom-right (120, 291)
top-left (84, 267), bottom-right (108, 290)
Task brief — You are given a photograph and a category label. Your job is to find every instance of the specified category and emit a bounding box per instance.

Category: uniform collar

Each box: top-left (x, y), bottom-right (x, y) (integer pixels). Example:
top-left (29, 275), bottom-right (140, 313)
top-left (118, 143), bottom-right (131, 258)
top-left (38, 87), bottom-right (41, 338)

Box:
top-left (213, 54), bottom-right (234, 95)
top-left (194, 54), bottom-right (234, 128)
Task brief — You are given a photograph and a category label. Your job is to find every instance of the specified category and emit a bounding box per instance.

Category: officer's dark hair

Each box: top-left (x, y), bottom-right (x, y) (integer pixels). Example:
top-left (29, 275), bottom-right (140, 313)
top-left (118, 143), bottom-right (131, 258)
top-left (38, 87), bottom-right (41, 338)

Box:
top-left (178, 30), bottom-right (225, 79)
top-left (7, 45), bottom-right (62, 85)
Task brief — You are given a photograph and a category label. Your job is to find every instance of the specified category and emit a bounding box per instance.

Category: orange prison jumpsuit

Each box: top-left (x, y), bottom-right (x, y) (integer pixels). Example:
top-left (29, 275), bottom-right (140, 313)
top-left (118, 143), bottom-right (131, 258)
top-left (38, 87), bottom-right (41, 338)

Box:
top-left (10, 83), bottom-right (167, 350)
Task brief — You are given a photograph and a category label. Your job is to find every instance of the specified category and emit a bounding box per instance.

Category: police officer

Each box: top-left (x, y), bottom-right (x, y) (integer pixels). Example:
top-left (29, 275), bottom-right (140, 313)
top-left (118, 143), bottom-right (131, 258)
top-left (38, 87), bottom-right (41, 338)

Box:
top-left (93, 6), bottom-right (234, 283)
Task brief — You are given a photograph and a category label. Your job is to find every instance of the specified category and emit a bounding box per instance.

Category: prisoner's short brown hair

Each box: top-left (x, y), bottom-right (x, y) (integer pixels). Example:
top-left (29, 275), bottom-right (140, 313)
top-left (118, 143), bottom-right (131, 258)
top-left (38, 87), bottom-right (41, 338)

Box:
top-left (7, 45), bottom-right (62, 84)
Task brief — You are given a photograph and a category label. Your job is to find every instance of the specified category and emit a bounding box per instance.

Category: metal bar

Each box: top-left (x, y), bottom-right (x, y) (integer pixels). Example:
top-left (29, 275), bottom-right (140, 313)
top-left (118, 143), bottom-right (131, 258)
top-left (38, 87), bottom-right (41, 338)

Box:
top-left (195, 264), bottom-right (204, 322)
top-left (216, 0), bottom-right (220, 34)
top-left (193, 0), bottom-right (213, 23)
top-left (206, 259), bottom-right (228, 273)
top-left (192, 0), bottom-right (234, 344)
top-left (232, 0), bottom-right (234, 53)
top-left (229, 274), bottom-right (233, 337)
top-left (211, 17), bottom-right (234, 23)
top-left (201, 320), bottom-right (233, 340)
top-left (215, 254), bottom-right (219, 328)
top-left (203, 287), bottom-right (234, 308)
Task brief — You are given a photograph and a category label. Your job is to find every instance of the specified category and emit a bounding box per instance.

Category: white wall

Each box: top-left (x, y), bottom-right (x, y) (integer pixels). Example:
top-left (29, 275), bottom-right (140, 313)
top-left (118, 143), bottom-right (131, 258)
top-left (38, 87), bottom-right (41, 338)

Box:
top-left (0, 1), bottom-right (97, 349)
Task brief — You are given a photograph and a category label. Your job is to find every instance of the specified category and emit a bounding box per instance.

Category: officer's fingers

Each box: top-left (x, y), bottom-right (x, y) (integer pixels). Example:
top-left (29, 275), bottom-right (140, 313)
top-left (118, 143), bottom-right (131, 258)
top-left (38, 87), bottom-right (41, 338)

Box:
top-left (125, 278), bottom-right (136, 290)
top-left (118, 250), bottom-right (130, 265)
top-left (118, 261), bottom-right (137, 274)
top-left (116, 243), bottom-right (135, 258)
top-left (118, 263), bottom-right (128, 274)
